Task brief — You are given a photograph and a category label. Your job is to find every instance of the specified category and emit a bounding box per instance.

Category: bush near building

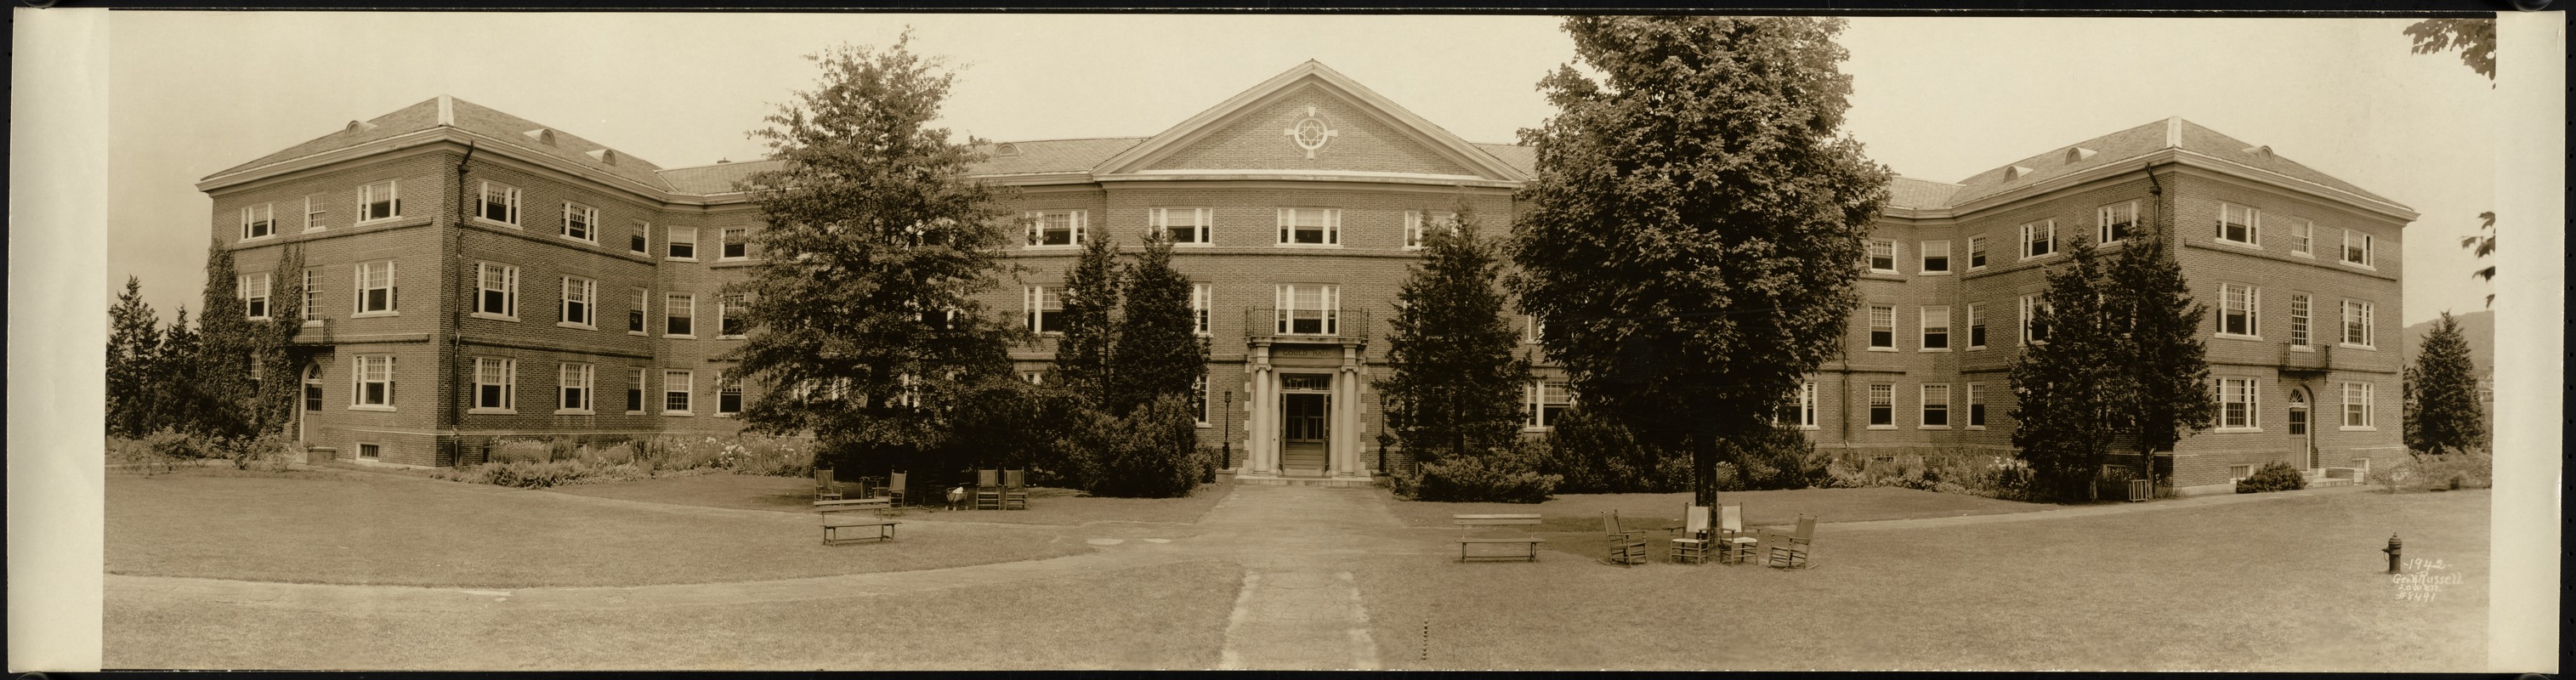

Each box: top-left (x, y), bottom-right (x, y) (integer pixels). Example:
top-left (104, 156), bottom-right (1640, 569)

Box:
top-left (1392, 439), bottom-right (1560, 503)
top-left (2233, 462), bottom-right (2307, 493)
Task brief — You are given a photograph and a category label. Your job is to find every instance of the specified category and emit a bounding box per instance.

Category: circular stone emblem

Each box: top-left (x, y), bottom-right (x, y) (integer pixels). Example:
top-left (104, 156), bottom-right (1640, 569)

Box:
top-left (1280, 105), bottom-right (1339, 159)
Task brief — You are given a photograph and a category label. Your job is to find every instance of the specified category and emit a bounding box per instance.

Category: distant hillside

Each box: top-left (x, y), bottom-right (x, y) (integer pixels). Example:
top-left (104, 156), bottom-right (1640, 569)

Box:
top-left (2402, 309), bottom-right (2494, 375)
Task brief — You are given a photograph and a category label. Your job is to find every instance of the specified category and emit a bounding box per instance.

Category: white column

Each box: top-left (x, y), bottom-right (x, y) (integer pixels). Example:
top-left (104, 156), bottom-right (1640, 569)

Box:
top-left (1333, 345), bottom-right (1362, 478)
top-left (1248, 343), bottom-right (1275, 474)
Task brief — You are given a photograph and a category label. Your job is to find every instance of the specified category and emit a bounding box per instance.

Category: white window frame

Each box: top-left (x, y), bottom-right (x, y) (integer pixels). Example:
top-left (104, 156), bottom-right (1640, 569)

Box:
top-left (665, 293), bottom-right (695, 338)
top-left (1966, 235), bottom-right (1988, 270)
top-left (1193, 375), bottom-right (1211, 427)
top-left (476, 181), bottom-right (521, 227)
top-left (1796, 381), bottom-right (1819, 429)
top-left (631, 221), bottom-right (651, 255)
top-left (1920, 306), bottom-right (1951, 351)
top-left (1867, 239), bottom-right (1898, 274)
top-left (718, 293), bottom-right (748, 339)
top-left (720, 227), bottom-right (752, 260)
top-left (1025, 286), bottom-right (1064, 335)
top-left (667, 226), bottom-right (699, 261)
top-left (1024, 210), bottom-right (1087, 248)
top-left (1919, 240), bottom-right (1951, 275)
top-left (1275, 284), bottom-right (1341, 335)
top-left (1191, 283), bottom-right (1211, 336)
top-left (2288, 217), bottom-right (2314, 257)
top-left (2020, 295), bottom-right (2049, 345)
top-left (301, 269), bottom-right (321, 325)
top-left (1920, 384), bottom-right (1951, 429)
top-left (2341, 229), bottom-right (2375, 269)
top-left (470, 357), bottom-right (516, 414)
top-left (2217, 283), bottom-right (2261, 339)
top-left (1867, 383), bottom-right (1895, 429)
top-left (2019, 220), bottom-right (2056, 259)
top-left (628, 288), bottom-right (650, 336)
top-left (1867, 304), bottom-right (1896, 350)
top-left (238, 273), bottom-right (271, 320)
top-left (557, 363), bottom-right (595, 415)
top-left (625, 367), bottom-right (647, 414)
top-left (241, 203), bottom-right (276, 241)
top-left (2216, 377), bottom-right (2261, 431)
top-left (2341, 382), bottom-right (2375, 430)
top-left (350, 355), bottom-right (395, 411)
top-left (2216, 203), bottom-right (2260, 247)
top-left (560, 276), bottom-right (596, 329)
top-left (2097, 201), bottom-right (2136, 245)
top-left (717, 385), bottom-right (744, 416)
top-left (354, 260), bottom-right (397, 316)
top-left (1966, 303), bottom-right (1987, 350)
top-left (1404, 211), bottom-right (1457, 250)
top-left (356, 179), bottom-right (400, 224)
top-left (662, 370), bottom-right (694, 416)
top-left (303, 193), bottom-right (328, 232)
top-left (473, 262), bottom-right (519, 320)
top-left (2341, 299), bottom-right (2375, 348)
top-left (1155, 207), bottom-right (1213, 246)
top-left (1276, 207), bottom-right (1342, 247)
top-left (1523, 315), bottom-right (1546, 345)
top-left (1525, 381), bottom-right (1573, 430)
top-left (1966, 383), bottom-right (1987, 429)
top-left (559, 202), bottom-right (599, 243)
top-left (2288, 293), bottom-right (2312, 349)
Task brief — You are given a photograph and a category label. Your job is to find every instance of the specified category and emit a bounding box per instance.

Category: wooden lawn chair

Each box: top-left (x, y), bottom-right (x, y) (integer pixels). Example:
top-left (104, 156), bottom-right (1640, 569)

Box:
top-left (1603, 510), bottom-right (1650, 566)
top-left (1762, 514), bottom-right (1818, 569)
top-left (1668, 504), bottom-right (1712, 564)
top-left (1001, 468), bottom-right (1030, 510)
top-left (885, 471), bottom-right (908, 507)
top-left (1714, 503), bottom-right (1760, 564)
top-left (973, 469), bottom-right (1003, 510)
top-left (813, 468), bottom-right (844, 502)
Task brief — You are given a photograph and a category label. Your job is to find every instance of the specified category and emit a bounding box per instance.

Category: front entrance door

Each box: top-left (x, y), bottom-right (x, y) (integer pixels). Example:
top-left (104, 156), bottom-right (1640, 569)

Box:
top-left (1279, 373), bottom-right (1331, 475)
top-left (2287, 388), bottom-right (2312, 469)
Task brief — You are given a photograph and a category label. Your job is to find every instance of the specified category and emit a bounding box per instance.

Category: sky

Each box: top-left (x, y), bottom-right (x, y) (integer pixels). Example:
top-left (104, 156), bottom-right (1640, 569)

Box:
top-left (105, 12), bottom-right (2500, 326)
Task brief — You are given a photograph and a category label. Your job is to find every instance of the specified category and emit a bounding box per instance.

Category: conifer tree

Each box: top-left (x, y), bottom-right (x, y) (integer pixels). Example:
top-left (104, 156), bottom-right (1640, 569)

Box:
top-left (1377, 208), bottom-right (1529, 465)
top-left (194, 241), bottom-right (258, 442)
top-left (1053, 226), bottom-right (1121, 406)
top-left (2102, 228), bottom-right (2215, 487)
top-left (108, 276), bottom-right (165, 438)
top-left (2404, 311), bottom-right (2486, 456)
top-left (156, 306), bottom-right (203, 436)
top-left (2008, 236), bottom-right (2127, 502)
top-left (1105, 230), bottom-right (1209, 417)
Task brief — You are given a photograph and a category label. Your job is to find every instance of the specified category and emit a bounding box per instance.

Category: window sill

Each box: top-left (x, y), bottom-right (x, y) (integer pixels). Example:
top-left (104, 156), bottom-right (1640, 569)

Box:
top-left (2339, 343), bottom-right (2376, 351)
top-left (247, 315), bottom-right (274, 322)
top-left (562, 235), bottom-right (599, 246)
top-left (664, 334), bottom-right (695, 340)
top-left (1176, 242), bottom-right (1215, 247)
top-left (241, 234), bottom-right (277, 242)
top-left (1020, 245), bottom-right (1079, 251)
top-left (2214, 333), bottom-right (2263, 341)
top-left (626, 411), bottom-right (646, 416)
top-left (713, 413), bottom-right (738, 418)
top-left (1919, 347), bottom-right (1952, 353)
top-left (1275, 243), bottom-right (1345, 249)
top-left (662, 411), bottom-right (693, 417)
top-left (1919, 270), bottom-right (1952, 276)
top-left (1967, 265), bottom-right (1989, 272)
top-left (471, 313), bottom-right (518, 322)
top-left (718, 256), bottom-right (750, 263)
top-left (628, 330), bottom-right (647, 337)
top-left (2018, 252), bottom-right (2057, 262)
top-left (468, 407), bottom-right (515, 415)
top-left (303, 226), bottom-right (326, 234)
top-left (354, 218), bottom-right (405, 227)
top-left (2289, 345), bottom-right (2315, 353)
top-left (1799, 425), bottom-right (1820, 431)
top-left (1866, 425), bottom-right (1897, 430)
top-left (554, 409), bottom-right (596, 416)
top-left (1521, 426), bottom-right (1552, 433)
top-left (349, 405), bottom-right (396, 412)
top-left (352, 311), bottom-right (399, 318)
top-left (1918, 424), bottom-right (1951, 430)
top-left (2291, 251), bottom-right (2314, 258)
top-left (472, 218), bottom-right (521, 230)
top-left (2213, 427), bottom-right (2264, 434)
top-left (559, 322), bottom-right (597, 330)
top-left (302, 320), bottom-right (323, 327)
top-left (718, 335), bottom-right (746, 341)
top-left (1868, 269), bottom-right (1900, 276)
top-left (2340, 261), bottom-right (2376, 271)
top-left (2213, 239), bottom-right (2262, 251)
top-left (1966, 425), bottom-right (1987, 431)
top-left (1867, 347), bottom-right (1898, 353)
top-left (1966, 346), bottom-right (1987, 352)
top-left (2339, 425), bottom-right (2379, 432)
top-left (667, 256), bottom-right (700, 263)
top-left (1400, 246), bottom-right (1424, 252)
top-left (629, 250), bottom-right (650, 257)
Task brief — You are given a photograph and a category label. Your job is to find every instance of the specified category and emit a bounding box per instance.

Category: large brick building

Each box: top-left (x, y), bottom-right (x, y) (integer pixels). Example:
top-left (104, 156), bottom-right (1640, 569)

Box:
top-left (197, 61), bottom-right (2409, 487)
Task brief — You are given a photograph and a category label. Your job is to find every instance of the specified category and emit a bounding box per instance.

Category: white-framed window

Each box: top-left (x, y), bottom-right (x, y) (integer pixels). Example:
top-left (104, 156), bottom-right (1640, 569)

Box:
top-left (662, 370), bottom-right (693, 415)
top-left (351, 355), bottom-right (394, 410)
top-left (471, 357), bottom-right (515, 413)
top-left (2019, 220), bottom-right (2056, 259)
top-left (1155, 207), bottom-right (1212, 245)
top-left (718, 293), bottom-right (748, 338)
top-left (354, 260), bottom-right (396, 315)
top-left (301, 269), bottom-right (320, 323)
top-left (721, 227), bottom-right (751, 260)
top-left (241, 203), bottom-right (276, 240)
top-left (1966, 303), bottom-right (1987, 350)
top-left (1966, 235), bottom-right (1988, 269)
top-left (1523, 315), bottom-right (1546, 345)
top-left (1921, 306), bottom-right (1950, 350)
top-left (1191, 283), bottom-right (1211, 336)
top-left (1404, 211), bottom-right (1457, 250)
top-left (561, 202), bottom-right (598, 243)
top-left (1024, 210), bottom-right (1087, 247)
top-left (2341, 382), bottom-right (2375, 429)
top-left (1276, 207), bottom-right (1340, 246)
top-left (304, 364), bottom-right (324, 411)
top-left (238, 274), bottom-right (271, 320)
top-left (1275, 284), bottom-right (1340, 335)
top-left (1794, 381), bottom-right (1818, 428)
top-left (560, 276), bottom-right (596, 328)
top-left (2216, 377), bottom-right (2260, 430)
top-left (1921, 384), bottom-right (1950, 428)
top-left (2217, 203), bottom-right (2259, 246)
top-left (1867, 239), bottom-right (1898, 274)
top-left (718, 385), bottom-right (743, 416)
top-left (2341, 230), bottom-right (2374, 268)
top-left (1867, 304), bottom-right (1895, 349)
top-left (1966, 383), bottom-right (1987, 428)
top-left (474, 263), bottom-right (518, 320)
top-left (2097, 201), bottom-right (2136, 244)
top-left (1025, 286), bottom-right (1064, 334)
top-left (357, 179), bottom-right (400, 224)
top-left (477, 181), bottom-right (520, 226)
top-left (625, 367), bottom-right (646, 414)
top-left (2020, 295), bottom-right (2049, 345)
top-left (667, 226), bottom-right (698, 260)
top-left (1526, 381), bottom-right (1572, 429)
top-left (2288, 293), bottom-right (2312, 348)
top-left (1867, 383), bottom-right (1895, 428)
top-left (1920, 241), bottom-right (1951, 274)
top-left (2341, 299), bottom-right (2375, 348)
top-left (303, 193), bottom-right (327, 232)
top-left (2288, 218), bottom-right (2313, 257)
top-left (631, 221), bottom-right (650, 254)
top-left (558, 363), bottom-right (594, 414)
top-left (1193, 375), bottom-right (1210, 426)
top-left (665, 293), bottom-right (695, 337)
top-left (2217, 283), bottom-right (2260, 337)
top-left (628, 288), bottom-right (649, 334)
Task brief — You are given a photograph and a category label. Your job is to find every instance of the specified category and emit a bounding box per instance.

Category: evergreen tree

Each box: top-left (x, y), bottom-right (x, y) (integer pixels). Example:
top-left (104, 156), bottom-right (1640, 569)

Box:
top-left (107, 276), bottom-right (165, 438)
top-left (726, 34), bottom-right (1019, 475)
top-left (2102, 228), bottom-right (2216, 487)
top-left (1377, 208), bottom-right (1529, 465)
top-left (1508, 16), bottom-right (1891, 507)
top-left (2404, 311), bottom-right (2487, 456)
top-left (2007, 236), bottom-right (2126, 502)
top-left (1105, 230), bottom-right (1209, 417)
top-left (156, 306), bottom-right (203, 437)
top-left (194, 241), bottom-right (258, 442)
top-left (1053, 226), bottom-right (1121, 406)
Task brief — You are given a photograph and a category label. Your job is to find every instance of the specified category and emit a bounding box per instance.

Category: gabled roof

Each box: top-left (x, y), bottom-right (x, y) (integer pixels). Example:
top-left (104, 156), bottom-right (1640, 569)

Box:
top-left (205, 97), bottom-right (447, 180)
top-left (204, 95), bottom-right (672, 192)
top-left (1942, 117), bottom-right (2400, 209)
top-left (1089, 60), bottom-right (1529, 183)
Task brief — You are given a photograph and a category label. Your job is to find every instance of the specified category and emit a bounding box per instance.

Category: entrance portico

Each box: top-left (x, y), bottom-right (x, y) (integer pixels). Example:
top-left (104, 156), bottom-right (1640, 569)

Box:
top-left (1239, 332), bottom-right (1374, 486)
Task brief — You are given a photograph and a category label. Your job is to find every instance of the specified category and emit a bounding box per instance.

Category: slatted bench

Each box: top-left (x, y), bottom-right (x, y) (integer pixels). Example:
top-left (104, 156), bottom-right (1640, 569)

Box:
top-left (1454, 513), bottom-right (1545, 563)
top-left (820, 515), bottom-right (899, 545)
top-left (814, 497), bottom-right (892, 514)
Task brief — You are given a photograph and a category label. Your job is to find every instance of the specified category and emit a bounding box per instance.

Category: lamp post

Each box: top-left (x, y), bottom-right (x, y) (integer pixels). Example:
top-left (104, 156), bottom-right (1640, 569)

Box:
top-left (1221, 390), bottom-right (1234, 470)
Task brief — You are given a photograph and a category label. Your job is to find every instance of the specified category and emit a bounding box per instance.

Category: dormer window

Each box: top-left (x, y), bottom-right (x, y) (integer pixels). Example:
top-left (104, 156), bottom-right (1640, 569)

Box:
top-left (993, 142), bottom-right (1021, 157)
top-left (2065, 147), bottom-right (2097, 162)
top-left (2004, 165), bottom-right (2035, 182)
top-left (586, 149), bottom-right (619, 165)
top-left (523, 128), bottom-right (556, 145)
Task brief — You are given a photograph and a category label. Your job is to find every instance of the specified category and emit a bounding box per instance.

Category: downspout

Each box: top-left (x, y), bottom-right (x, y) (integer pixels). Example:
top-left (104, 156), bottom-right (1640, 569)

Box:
top-left (444, 140), bottom-right (477, 463)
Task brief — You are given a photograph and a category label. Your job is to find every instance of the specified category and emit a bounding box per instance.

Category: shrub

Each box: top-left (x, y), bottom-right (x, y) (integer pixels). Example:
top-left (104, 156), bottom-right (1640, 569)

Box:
top-left (143, 428), bottom-right (214, 461)
top-left (1538, 407), bottom-right (1682, 494)
top-left (108, 436), bottom-right (175, 475)
top-left (1401, 439), bottom-right (1561, 503)
top-left (1064, 394), bottom-right (1206, 498)
top-left (487, 439), bottom-right (556, 465)
top-left (224, 432), bottom-right (297, 472)
top-left (1723, 423), bottom-right (1828, 490)
top-left (2234, 462), bottom-right (2306, 493)
top-left (2385, 451), bottom-right (2491, 492)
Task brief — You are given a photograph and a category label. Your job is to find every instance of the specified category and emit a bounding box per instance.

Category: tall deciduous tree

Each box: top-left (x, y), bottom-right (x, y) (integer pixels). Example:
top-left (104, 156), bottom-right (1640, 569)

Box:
top-left (2460, 211), bottom-right (2494, 308)
top-left (1509, 16), bottom-right (1891, 507)
top-left (194, 241), bottom-right (258, 442)
top-left (2008, 237), bottom-right (2125, 502)
top-left (1106, 230), bottom-right (1209, 418)
top-left (2102, 227), bottom-right (2215, 488)
top-left (2403, 18), bottom-right (2496, 82)
top-left (727, 34), bottom-right (1020, 474)
top-left (2404, 311), bottom-right (2487, 456)
top-left (1053, 226), bottom-right (1121, 406)
top-left (1377, 207), bottom-right (1529, 465)
top-left (108, 276), bottom-right (165, 438)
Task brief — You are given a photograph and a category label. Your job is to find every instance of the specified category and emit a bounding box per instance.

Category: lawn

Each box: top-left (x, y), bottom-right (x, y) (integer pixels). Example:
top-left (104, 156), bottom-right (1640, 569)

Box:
top-left (106, 559), bottom-right (1245, 671)
top-left (1386, 486), bottom-right (2052, 536)
top-left (1355, 489), bottom-right (2491, 672)
top-left (106, 468), bottom-right (1090, 588)
top-left (548, 472), bottom-right (1237, 526)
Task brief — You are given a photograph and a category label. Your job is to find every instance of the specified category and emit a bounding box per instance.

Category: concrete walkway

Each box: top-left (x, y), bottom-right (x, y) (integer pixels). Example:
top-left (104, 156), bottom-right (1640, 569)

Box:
top-left (1198, 484), bottom-right (1410, 670)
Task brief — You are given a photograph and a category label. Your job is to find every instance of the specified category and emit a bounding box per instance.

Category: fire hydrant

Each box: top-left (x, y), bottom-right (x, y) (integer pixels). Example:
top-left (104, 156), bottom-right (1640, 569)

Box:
top-left (2383, 534), bottom-right (2403, 574)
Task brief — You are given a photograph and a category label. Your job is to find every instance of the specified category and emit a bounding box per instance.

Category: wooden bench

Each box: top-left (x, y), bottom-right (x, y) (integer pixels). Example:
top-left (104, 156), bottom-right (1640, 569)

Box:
top-left (813, 497), bottom-right (891, 515)
top-left (1454, 514), bottom-right (1545, 563)
top-left (820, 515), bottom-right (899, 545)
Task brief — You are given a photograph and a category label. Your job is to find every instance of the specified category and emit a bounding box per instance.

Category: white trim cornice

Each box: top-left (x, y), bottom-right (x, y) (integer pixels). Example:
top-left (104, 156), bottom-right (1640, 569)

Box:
top-left (1929, 148), bottom-right (2415, 224)
top-left (1089, 60), bottom-right (1529, 184)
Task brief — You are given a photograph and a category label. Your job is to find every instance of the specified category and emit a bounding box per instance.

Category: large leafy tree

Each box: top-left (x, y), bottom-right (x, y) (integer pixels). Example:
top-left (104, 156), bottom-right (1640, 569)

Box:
top-left (1052, 226), bottom-right (1121, 406)
top-left (2008, 237), bottom-right (2126, 502)
top-left (726, 34), bottom-right (1020, 475)
top-left (2102, 227), bottom-right (2215, 488)
top-left (2403, 18), bottom-right (2496, 82)
top-left (2461, 211), bottom-right (2494, 308)
top-left (1377, 207), bottom-right (1529, 465)
top-left (107, 276), bottom-right (165, 438)
top-left (1508, 16), bottom-right (1891, 507)
top-left (193, 241), bottom-right (259, 442)
top-left (157, 306), bottom-right (203, 434)
top-left (2404, 311), bottom-right (2487, 456)
top-left (1105, 230), bottom-right (1209, 417)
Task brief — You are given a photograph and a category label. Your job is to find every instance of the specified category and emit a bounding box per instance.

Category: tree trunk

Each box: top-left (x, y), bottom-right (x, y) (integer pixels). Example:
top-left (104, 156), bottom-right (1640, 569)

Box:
top-left (1693, 435), bottom-right (1720, 507)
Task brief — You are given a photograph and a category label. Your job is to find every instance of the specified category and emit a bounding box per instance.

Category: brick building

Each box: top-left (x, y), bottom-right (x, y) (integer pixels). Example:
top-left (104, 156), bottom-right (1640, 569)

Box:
top-left (197, 60), bottom-right (2409, 487)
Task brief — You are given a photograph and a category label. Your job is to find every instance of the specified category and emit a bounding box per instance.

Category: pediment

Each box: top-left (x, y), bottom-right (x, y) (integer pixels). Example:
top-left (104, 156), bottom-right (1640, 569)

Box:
top-left (1093, 62), bottom-right (1525, 184)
